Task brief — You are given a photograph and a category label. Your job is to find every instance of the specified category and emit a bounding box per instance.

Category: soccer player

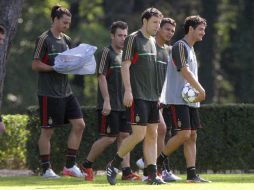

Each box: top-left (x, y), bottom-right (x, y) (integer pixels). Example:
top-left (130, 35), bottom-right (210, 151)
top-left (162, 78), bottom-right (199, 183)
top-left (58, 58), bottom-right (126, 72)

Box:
top-left (158, 15), bottom-right (211, 183)
top-left (136, 17), bottom-right (181, 182)
top-left (81, 21), bottom-right (140, 181)
top-left (0, 25), bottom-right (6, 134)
top-left (32, 5), bottom-right (85, 178)
top-left (106, 7), bottom-right (165, 185)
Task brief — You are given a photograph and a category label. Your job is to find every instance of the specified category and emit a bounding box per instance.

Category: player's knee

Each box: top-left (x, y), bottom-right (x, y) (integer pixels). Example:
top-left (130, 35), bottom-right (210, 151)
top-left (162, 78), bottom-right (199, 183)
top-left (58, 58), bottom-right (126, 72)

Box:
top-left (73, 120), bottom-right (86, 131)
top-left (118, 132), bottom-right (129, 139)
top-left (39, 129), bottom-right (53, 142)
top-left (179, 130), bottom-right (191, 141)
top-left (132, 131), bottom-right (146, 143)
top-left (158, 123), bottom-right (167, 137)
top-left (190, 131), bottom-right (197, 141)
top-left (109, 137), bottom-right (117, 144)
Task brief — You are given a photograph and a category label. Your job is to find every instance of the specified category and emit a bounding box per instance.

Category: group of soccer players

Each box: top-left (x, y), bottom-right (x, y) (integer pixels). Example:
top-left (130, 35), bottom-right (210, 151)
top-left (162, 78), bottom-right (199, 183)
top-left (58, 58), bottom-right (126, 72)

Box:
top-left (32, 4), bottom-right (210, 185)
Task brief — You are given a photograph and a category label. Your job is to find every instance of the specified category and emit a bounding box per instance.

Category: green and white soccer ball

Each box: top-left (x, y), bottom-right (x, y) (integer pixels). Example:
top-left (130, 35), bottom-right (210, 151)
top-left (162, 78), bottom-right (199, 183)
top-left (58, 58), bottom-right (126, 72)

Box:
top-left (182, 83), bottom-right (198, 103)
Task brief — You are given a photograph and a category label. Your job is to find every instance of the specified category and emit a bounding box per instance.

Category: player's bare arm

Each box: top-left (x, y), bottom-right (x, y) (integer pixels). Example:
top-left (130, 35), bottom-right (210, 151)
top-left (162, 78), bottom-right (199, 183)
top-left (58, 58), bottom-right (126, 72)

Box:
top-left (32, 59), bottom-right (54, 72)
top-left (98, 74), bottom-right (111, 115)
top-left (181, 66), bottom-right (206, 102)
top-left (121, 60), bottom-right (133, 107)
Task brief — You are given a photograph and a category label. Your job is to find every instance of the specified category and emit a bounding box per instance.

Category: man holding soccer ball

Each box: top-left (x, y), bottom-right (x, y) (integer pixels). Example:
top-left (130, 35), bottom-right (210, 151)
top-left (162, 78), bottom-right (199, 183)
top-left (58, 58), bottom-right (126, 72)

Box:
top-left (158, 15), bottom-right (210, 182)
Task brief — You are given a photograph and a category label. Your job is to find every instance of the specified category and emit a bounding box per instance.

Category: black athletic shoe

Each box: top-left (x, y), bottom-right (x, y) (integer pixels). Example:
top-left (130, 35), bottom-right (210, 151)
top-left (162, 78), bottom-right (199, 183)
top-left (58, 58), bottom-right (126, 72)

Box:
top-left (187, 175), bottom-right (211, 183)
top-left (106, 162), bottom-right (118, 185)
top-left (147, 176), bottom-right (166, 185)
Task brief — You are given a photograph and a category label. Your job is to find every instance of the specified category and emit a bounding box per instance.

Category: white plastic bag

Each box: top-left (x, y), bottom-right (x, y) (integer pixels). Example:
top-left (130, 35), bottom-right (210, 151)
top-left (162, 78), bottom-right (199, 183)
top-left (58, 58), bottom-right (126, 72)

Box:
top-left (54, 43), bottom-right (97, 75)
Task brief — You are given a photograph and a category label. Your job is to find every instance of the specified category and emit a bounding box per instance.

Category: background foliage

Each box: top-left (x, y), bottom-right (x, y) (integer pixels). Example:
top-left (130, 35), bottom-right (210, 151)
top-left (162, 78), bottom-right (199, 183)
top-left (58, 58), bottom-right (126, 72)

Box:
top-left (1, 105), bottom-right (253, 172)
top-left (2, 0), bottom-right (254, 114)
top-left (0, 115), bottom-right (29, 169)
top-left (25, 105), bottom-right (254, 174)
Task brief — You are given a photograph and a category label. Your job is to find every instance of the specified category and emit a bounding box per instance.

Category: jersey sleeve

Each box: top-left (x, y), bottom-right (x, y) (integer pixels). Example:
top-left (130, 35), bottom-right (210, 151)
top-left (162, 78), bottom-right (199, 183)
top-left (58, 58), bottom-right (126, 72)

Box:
top-left (122, 35), bottom-right (135, 62)
top-left (172, 41), bottom-right (189, 71)
top-left (33, 36), bottom-right (47, 61)
top-left (97, 47), bottom-right (110, 76)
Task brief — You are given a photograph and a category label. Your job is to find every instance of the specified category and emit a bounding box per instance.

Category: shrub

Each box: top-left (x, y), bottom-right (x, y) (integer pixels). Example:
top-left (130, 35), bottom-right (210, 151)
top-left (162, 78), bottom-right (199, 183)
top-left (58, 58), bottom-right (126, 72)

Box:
top-left (26, 104), bottom-right (254, 174)
top-left (0, 115), bottom-right (29, 169)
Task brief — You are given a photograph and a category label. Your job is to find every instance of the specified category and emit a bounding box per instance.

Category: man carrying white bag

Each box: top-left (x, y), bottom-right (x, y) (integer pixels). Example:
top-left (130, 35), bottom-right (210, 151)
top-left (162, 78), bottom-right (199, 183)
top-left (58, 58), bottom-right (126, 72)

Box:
top-left (54, 43), bottom-right (97, 75)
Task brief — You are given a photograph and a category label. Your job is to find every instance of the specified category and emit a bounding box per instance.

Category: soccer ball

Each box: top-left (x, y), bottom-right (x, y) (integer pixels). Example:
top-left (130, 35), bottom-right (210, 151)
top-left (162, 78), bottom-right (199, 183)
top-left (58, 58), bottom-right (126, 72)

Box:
top-left (182, 83), bottom-right (198, 103)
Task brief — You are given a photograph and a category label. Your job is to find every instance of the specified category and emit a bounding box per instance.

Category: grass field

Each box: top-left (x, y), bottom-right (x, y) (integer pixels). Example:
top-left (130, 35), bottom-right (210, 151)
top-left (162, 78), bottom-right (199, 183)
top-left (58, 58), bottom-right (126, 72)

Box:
top-left (0, 174), bottom-right (253, 190)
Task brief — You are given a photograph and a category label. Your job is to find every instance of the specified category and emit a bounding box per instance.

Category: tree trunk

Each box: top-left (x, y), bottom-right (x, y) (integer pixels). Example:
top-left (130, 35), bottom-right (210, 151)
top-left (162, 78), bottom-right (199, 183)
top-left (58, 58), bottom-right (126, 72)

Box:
top-left (0, 0), bottom-right (23, 110)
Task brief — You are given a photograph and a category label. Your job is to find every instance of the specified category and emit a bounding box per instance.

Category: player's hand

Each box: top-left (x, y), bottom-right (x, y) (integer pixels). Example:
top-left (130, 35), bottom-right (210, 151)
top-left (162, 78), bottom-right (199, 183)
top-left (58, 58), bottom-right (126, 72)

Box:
top-left (102, 99), bottom-right (111, 116)
top-left (194, 89), bottom-right (206, 102)
top-left (123, 91), bottom-right (133, 107)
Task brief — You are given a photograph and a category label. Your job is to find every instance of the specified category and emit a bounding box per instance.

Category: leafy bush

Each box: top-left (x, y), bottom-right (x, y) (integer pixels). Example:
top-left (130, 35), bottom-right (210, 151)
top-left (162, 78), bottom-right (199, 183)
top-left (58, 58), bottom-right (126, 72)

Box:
top-left (1, 104), bottom-right (254, 172)
top-left (0, 115), bottom-right (29, 169)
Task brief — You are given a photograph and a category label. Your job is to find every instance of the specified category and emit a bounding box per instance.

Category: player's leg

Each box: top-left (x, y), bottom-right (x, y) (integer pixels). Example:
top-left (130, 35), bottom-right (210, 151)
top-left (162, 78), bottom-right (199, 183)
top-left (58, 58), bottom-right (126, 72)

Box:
top-left (145, 101), bottom-right (165, 185)
top-left (157, 108), bottom-right (167, 156)
top-left (185, 108), bottom-right (211, 183)
top-left (82, 111), bottom-right (118, 181)
top-left (157, 105), bottom-right (191, 172)
top-left (106, 99), bottom-right (148, 185)
top-left (159, 106), bottom-right (182, 182)
top-left (38, 96), bottom-right (60, 178)
top-left (63, 95), bottom-right (85, 177)
top-left (118, 111), bottom-right (140, 181)
top-left (106, 124), bottom-right (146, 185)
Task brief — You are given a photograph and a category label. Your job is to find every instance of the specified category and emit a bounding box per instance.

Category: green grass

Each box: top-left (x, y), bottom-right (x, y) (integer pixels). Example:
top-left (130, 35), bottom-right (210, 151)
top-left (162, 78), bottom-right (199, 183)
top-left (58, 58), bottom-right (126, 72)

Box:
top-left (0, 174), bottom-right (253, 190)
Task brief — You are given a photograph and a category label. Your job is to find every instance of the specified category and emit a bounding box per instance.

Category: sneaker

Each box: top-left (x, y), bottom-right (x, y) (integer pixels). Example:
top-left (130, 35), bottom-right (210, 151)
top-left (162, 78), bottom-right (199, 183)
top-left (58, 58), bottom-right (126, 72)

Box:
top-left (142, 175), bottom-right (149, 182)
top-left (147, 176), bottom-right (166, 185)
top-left (63, 165), bottom-right (84, 177)
top-left (136, 158), bottom-right (145, 169)
top-left (162, 170), bottom-right (182, 182)
top-left (106, 162), bottom-right (119, 185)
top-left (122, 172), bottom-right (141, 181)
top-left (187, 175), bottom-right (211, 183)
top-left (82, 167), bottom-right (94, 181)
top-left (42, 168), bottom-right (60, 179)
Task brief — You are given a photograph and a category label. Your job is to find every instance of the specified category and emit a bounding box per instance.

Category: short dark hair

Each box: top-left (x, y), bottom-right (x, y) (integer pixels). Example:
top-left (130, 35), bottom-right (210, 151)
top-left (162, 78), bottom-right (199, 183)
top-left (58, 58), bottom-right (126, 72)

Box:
top-left (141, 7), bottom-right (163, 24)
top-left (160, 17), bottom-right (176, 28)
top-left (0, 25), bottom-right (5, 34)
top-left (184, 15), bottom-right (207, 34)
top-left (110, 21), bottom-right (128, 35)
top-left (51, 5), bottom-right (72, 21)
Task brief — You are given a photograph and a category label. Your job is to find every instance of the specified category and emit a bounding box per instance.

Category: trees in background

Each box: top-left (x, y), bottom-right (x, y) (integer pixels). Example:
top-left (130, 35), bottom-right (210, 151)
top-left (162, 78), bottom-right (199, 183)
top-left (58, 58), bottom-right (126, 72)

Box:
top-left (0, 0), bottom-right (24, 111)
top-left (1, 0), bottom-right (253, 113)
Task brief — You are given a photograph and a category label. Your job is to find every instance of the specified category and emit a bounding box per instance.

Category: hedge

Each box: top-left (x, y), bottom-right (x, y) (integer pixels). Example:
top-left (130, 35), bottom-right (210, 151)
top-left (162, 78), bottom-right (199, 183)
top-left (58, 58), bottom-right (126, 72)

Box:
top-left (1, 104), bottom-right (253, 173)
top-left (0, 115), bottom-right (29, 169)
top-left (25, 104), bottom-right (254, 174)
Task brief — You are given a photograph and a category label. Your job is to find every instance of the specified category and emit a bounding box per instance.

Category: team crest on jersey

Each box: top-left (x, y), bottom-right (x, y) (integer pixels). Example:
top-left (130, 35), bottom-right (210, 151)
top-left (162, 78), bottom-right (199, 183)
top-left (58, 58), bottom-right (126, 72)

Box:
top-left (177, 119), bottom-right (182, 128)
top-left (135, 114), bottom-right (140, 122)
top-left (48, 117), bottom-right (53, 125)
top-left (51, 45), bottom-right (56, 52)
top-left (114, 55), bottom-right (122, 65)
top-left (107, 126), bottom-right (111, 133)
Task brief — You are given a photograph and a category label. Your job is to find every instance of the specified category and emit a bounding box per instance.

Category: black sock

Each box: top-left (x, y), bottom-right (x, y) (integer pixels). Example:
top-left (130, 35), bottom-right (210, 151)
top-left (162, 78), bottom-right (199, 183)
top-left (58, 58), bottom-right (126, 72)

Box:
top-left (157, 152), bottom-right (167, 169)
top-left (111, 154), bottom-right (123, 169)
top-left (122, 167), bottom-right (132, 176)
top-left (82, 159), bottom-right (93, 168)
top-left (147, 164), bottom-right (157, 179)
top-left (40, 154), bottom-right (51, 173)
top-left (66, 148), bottom-right (77, 168)
top-left (143, 167), bottom-right (148, 176)
top-left (187, 166), bottom-right (196, 179)
top-left (163, 157), bottom-right (170, 172)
